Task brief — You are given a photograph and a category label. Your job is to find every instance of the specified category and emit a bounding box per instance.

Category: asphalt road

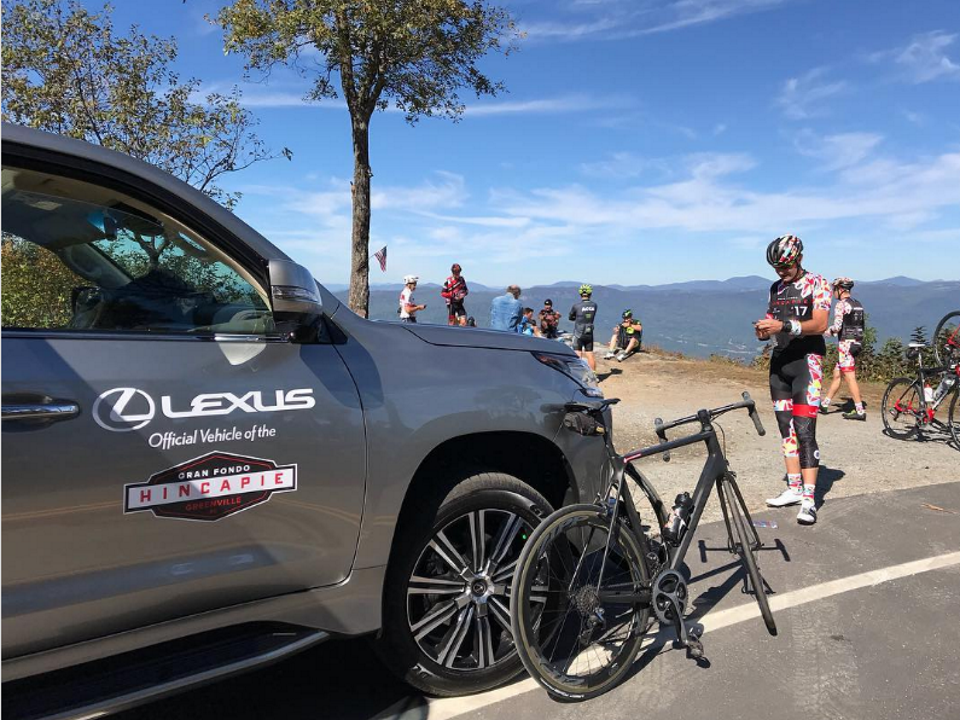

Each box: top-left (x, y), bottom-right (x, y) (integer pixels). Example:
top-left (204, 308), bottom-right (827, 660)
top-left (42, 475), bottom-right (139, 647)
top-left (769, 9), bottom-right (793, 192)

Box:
top-left (122, 481), bottom-right (960, 720)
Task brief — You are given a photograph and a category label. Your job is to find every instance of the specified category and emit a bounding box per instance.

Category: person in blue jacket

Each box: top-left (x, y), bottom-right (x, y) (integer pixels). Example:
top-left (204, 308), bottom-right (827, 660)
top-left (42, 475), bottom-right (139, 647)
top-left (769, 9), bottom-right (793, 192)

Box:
top-left (490, 285), bottom-right (523, 332)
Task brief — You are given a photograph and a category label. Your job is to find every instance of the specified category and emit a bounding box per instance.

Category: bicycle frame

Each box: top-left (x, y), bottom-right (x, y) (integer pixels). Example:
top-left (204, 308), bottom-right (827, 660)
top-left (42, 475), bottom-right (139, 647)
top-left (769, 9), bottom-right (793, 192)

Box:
top-left (893, 355), bottom-right (959, 424)
top-left (613, 413), bottom-right (761, 573)
top-left (587, 396), bottom-right (766, 602)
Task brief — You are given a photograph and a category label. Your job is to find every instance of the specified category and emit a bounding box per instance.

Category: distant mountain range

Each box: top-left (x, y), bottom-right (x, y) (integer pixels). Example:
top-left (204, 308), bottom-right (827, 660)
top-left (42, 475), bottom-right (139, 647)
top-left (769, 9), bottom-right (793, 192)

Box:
top-left (329, 276), bottom-right (959, 359)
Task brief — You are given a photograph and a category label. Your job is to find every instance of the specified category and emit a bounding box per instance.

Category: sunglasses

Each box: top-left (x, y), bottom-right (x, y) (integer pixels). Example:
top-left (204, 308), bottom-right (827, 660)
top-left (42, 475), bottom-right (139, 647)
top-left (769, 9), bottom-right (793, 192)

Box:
top-left (773, 260), bottom-right (799, 270)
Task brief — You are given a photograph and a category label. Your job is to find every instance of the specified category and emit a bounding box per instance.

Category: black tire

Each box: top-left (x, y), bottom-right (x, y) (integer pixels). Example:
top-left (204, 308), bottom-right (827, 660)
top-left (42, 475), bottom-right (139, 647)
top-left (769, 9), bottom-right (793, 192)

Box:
top-left (882, 377), bottom-right (924, 439)
top-left (722, 478), bottom-right (777, 636)
top-left (948, 386), bottom-right (960, 451)
top-left (511, 504), bottom-right (650, 700)
top-left (933, 311), bottom-right (960, 368)
top-left (376, 472), bottom-right (553, 697)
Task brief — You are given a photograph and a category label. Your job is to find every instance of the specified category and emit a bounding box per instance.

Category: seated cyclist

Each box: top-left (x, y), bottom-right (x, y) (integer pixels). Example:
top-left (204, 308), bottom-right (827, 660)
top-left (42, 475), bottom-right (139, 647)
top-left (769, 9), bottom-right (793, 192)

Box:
top-left (518, 307), bottom-right (541, 337)
top-left (604, 310), bottom-right (643, 362)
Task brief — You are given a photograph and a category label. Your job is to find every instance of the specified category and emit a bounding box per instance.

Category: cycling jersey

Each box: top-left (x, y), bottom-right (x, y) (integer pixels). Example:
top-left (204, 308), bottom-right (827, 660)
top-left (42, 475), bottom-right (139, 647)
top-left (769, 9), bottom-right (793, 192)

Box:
top-left (441, 275), bottom-right (468, 303)
top-left (828, 297), bottom-right (864, 342)
top-left (765, 272), bottom-right (831, 358)
top-left (828, 297), bottom-right (864, 373)
top-left (569, 300), bottom-right (598, 339)
top-left (399, 287), bottom-right (416, 320)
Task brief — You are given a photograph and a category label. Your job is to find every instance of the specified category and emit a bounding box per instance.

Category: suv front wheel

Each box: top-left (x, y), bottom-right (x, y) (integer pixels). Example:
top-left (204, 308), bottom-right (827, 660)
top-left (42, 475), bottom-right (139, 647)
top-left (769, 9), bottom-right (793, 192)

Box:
top-left (378, 472), bottom-right (553, 696)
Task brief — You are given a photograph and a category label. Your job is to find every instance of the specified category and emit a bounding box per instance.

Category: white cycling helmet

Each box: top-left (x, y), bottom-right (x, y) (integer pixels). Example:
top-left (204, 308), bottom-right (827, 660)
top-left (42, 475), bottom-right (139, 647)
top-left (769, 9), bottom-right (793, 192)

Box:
top-left (403, 274), bottom-right (419, 284)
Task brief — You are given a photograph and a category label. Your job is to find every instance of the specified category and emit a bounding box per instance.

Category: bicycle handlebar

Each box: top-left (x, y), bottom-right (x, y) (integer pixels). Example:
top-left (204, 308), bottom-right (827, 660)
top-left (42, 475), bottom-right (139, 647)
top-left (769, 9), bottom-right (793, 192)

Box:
top-left (657, 391), bottom-right (766, 438)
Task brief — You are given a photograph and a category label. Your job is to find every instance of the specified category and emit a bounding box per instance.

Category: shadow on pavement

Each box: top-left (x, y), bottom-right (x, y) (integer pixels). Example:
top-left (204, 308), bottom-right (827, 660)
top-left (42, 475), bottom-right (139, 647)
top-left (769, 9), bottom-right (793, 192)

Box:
top-left (121, 637), bottom-right (427, 720)
top-left (815, 464), bottom-right (845, 508)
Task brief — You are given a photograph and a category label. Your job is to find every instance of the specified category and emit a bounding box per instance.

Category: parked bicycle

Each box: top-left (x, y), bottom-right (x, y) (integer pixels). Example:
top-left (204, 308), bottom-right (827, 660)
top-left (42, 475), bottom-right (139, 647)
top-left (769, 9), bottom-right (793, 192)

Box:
top-left (510, 392), bottom-right (777, 700)
top-left (881, 319), bottom-right (960, 448)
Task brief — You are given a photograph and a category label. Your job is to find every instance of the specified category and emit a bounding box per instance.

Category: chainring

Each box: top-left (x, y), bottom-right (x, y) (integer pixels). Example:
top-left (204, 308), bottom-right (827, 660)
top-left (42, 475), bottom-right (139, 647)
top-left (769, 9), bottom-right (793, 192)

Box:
top-left (652, 569), bottom-right (688, 625)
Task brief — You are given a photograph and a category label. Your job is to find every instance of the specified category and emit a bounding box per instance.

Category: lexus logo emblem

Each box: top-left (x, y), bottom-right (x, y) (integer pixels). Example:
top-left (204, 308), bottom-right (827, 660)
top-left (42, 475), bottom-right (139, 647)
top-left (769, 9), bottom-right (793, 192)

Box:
top-left (93, 388), bottom-right (156, 432)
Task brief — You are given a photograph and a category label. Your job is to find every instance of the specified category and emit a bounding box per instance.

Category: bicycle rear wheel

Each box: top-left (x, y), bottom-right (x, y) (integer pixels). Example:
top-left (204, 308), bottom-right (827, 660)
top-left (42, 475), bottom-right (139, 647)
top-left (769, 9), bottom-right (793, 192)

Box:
top-left (882, 377), bottom-right (924, 439)
top-left (720, 477), bottom-right (777, 636)
top-left (511, 504), bottom-right (650, 700)
top-left (933, 311), bottom-right (960, 368)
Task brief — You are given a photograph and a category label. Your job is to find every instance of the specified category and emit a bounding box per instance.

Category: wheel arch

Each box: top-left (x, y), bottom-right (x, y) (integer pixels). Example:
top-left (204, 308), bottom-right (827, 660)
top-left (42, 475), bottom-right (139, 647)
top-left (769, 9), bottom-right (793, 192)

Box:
top-left (383, 430), bottom-right (578, 602)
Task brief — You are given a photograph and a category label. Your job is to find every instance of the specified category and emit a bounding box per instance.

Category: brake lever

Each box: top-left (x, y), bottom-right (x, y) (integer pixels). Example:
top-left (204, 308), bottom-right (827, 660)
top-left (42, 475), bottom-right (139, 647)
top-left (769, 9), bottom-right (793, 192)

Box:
top-left (654, 417), bottom-right (671, 462)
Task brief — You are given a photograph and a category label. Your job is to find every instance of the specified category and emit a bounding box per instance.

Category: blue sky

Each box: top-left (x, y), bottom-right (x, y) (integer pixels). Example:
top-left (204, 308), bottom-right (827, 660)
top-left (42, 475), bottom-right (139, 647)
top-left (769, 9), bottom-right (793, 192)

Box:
top-left (103, 0), bottom-right (959, 286)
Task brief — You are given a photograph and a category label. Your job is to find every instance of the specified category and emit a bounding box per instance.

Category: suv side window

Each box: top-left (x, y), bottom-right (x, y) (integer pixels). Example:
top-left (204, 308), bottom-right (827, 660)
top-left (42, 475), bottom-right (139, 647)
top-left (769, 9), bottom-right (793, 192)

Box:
top-left (1, 166), bottom-right (273, 335)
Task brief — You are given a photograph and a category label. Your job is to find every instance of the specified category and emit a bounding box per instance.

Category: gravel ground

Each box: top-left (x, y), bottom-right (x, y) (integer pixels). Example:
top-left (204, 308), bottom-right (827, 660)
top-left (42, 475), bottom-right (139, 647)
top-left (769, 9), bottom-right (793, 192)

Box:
top-left (597, 351), bottom-right (958, 524)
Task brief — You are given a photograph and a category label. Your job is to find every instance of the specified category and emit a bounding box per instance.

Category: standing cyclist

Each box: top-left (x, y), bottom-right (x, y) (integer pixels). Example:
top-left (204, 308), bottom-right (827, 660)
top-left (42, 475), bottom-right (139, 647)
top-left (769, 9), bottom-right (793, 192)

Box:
top-left (755, 236), bottom-right (831, 525)
top-left (441, 263), bottom-right (469, 326)
top-left (821, 277), bottom-right (866, 420)
top-left (399, 275), bottom-right (426, 323)
top-left (569, 284), bottom-right (598, 372)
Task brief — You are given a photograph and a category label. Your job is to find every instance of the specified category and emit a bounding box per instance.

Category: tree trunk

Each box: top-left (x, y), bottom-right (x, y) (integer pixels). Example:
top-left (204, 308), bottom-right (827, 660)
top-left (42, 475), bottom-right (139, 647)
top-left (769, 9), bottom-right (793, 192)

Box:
top-left (347, 118), bottom-right (372, 317)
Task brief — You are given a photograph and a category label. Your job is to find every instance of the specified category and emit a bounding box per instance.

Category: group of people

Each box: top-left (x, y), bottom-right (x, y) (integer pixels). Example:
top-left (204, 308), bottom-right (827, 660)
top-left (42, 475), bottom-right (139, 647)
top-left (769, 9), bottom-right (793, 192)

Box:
top-left (398, 268), bottom-right (644, 366)
top-left (757, 234), bottom-right (867, 527)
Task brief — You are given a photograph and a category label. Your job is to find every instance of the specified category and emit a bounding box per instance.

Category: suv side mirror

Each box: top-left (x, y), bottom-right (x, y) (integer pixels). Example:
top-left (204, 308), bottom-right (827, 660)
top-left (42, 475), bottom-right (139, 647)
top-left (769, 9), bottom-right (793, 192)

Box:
top-left (269, 259), bottom-right (323, 315)
top-left (268, 259), bottom-right (323, 341)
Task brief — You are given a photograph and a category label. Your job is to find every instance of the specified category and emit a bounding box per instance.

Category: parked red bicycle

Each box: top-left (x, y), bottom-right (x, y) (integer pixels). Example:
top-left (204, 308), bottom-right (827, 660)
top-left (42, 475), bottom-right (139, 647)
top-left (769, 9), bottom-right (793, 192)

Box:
top-left (881, 311), bottom-right (960, 449)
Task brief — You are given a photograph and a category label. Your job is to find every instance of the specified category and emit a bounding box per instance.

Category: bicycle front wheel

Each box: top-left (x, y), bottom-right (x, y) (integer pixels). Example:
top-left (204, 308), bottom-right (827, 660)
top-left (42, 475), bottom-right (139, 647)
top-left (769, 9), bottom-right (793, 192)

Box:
top-left (721, 477), bottom-right (777, 636)
top-left (948, 386), bottom-right (960, 450)
top-left (882, 377), bottom-right (924, 439)
top-left (511, 504), bottom-right (650, 700)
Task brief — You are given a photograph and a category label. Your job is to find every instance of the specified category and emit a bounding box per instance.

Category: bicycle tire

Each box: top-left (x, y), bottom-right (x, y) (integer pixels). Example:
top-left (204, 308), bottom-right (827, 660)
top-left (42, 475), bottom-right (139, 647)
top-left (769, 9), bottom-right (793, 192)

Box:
top-left (722, 477), bottom-right (777, 636)
top-left (948, 386), bottom-right (960, 451)
top-left (933, 310), bottom-right (960, 368)
top-left (881, 377), bottom-right (924, 439)
top-left (511, 504), bottom-right (650, 700)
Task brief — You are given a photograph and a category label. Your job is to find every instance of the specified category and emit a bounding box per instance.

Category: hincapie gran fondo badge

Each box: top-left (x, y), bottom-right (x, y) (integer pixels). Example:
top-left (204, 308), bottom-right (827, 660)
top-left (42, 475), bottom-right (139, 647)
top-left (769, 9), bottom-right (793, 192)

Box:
top-left (124, 451), bottom-right (297, 521)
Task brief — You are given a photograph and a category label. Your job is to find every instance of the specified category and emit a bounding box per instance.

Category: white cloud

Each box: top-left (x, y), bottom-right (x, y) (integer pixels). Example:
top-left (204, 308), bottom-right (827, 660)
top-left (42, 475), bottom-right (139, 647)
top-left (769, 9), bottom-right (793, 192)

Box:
top-left (713, 123), bottom-right (728, 136)
top-left (492, 151), bottom-right (960, 235)
top-left (580, 152), bottom-right (647, 179)
top-left (247, 172), bottom-right (468, 223)
top-left (793, 130), bottom-right (884, 171)
top-left (521, 0), bottom-right (793, 41)
top-left (371, 171), bottom-right (467, 211)
top-left (901, 109), bottom-right (926, 126)
top-left (242, 148), bottom-right (960, 282)
top-left (776, 68), bottom-right (848, 120)
top-left (872, 30), bottom-right (960, 84)
top-left (464, 94), bottom-right (635, 116)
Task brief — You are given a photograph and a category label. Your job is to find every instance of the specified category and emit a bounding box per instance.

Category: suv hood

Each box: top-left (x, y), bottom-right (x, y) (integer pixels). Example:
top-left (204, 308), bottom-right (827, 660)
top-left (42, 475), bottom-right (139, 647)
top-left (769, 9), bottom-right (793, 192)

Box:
top-left (403, 323), bottom-right (577, 355)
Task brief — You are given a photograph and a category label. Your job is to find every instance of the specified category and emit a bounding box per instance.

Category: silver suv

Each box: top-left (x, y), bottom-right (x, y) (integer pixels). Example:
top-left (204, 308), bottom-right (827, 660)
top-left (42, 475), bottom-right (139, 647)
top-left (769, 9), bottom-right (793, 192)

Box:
top-left (1, 124), bottom-right (608, 718)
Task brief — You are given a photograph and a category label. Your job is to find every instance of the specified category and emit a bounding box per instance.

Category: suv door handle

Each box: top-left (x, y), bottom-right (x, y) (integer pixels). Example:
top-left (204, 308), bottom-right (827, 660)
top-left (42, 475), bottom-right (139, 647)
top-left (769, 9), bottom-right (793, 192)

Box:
top-left (2, 401), bottom-right (80, 422)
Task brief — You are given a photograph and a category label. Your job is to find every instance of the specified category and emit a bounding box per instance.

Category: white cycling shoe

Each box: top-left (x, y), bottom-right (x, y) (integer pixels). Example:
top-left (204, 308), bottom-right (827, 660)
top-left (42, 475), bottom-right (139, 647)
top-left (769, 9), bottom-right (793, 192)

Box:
top-left (797, 500), bottom-right (817, 525)
top-left (766, 488), bottom-right (802, 507)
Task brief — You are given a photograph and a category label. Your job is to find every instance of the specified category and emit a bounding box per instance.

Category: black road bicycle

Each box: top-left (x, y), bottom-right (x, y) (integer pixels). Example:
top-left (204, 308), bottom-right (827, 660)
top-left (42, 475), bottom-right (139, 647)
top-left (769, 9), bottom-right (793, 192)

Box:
top-left (511, 392), bottom-right (777, 700)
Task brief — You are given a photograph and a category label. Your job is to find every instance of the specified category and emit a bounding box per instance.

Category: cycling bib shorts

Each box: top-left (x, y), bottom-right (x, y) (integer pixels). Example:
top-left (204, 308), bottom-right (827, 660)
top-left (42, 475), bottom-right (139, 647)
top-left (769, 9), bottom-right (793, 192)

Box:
top-left (574, 333), bottom-right (594, 352)
top-left (770, 351), bottom-right (823, 469)
top-left (448, 300), bottom-right (466, 320)
top-left (836, 339), bottom-right (862, 373)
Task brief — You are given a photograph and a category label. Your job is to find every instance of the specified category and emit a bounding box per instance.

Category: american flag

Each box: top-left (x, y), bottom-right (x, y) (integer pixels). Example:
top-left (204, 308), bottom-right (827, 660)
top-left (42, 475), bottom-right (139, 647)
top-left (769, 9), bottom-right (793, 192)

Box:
top-left (373, 245), bottom-right (387, 272)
